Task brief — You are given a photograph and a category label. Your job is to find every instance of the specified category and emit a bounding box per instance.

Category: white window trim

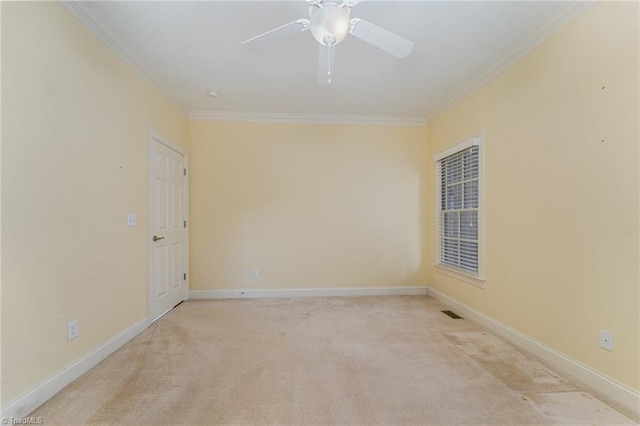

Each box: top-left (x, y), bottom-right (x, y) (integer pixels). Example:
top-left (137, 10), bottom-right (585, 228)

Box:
top-left (434, 133), bottom-right (486, 285)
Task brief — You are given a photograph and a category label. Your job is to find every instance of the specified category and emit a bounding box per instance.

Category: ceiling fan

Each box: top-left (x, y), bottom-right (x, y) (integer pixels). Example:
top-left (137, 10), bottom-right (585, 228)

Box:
top-left (241, 0), bottom-right (414, 84)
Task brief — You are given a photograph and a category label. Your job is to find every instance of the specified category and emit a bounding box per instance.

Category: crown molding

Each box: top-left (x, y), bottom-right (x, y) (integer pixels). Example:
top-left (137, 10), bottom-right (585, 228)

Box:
top-left (60, 1), bottom-right (190, 117)
top-left (426, 0), bottom-right (598, 123)
top-left (189, 111), bottom-right (428, 127)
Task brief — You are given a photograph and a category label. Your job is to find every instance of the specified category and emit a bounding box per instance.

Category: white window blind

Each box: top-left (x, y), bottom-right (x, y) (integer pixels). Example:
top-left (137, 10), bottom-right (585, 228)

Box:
top-left (436, 141), bottom-right (481, 277)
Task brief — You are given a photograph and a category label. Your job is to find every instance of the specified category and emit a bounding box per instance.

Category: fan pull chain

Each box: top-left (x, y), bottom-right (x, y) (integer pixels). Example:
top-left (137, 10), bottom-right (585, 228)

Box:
top-left (327, 42), bottom-right (333, 84)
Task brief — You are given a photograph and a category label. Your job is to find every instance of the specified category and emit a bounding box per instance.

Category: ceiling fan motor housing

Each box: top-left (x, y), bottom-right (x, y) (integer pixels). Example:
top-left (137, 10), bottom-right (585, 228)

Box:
top-left (309, 4), bottom-right (351, 46)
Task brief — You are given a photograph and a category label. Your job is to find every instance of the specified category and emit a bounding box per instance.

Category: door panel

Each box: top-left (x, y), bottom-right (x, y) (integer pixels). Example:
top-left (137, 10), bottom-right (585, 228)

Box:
top-left (156, 245), bottom-right (169, 297)
top-left (171, 243), bottom-right (181, 290)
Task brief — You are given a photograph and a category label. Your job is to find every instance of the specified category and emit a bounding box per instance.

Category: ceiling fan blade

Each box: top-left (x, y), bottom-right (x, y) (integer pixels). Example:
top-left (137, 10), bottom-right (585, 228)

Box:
top-left (349, 18), bottom-right (414, 58)
top-left (317, 44), bottom-right (336, 85)
top-left (341, 0), bottom-right (363, 7)
top-left (241, 19), bottom-right (310, 47)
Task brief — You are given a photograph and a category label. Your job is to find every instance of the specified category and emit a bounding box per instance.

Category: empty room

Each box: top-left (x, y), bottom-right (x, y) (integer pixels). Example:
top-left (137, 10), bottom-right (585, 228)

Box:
top-left (1, 0), bottom-right (639, 425)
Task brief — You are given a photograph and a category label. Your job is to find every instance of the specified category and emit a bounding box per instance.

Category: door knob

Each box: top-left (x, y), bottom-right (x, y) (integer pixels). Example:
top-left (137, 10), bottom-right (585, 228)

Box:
top-left (153, 235), bottom-right (165, 242)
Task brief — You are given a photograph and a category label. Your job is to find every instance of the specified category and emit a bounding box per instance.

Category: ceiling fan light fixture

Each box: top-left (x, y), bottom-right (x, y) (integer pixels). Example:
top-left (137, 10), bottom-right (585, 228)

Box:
top-left (241, 0), bottom-right (414, 84)
top-left (309, 4), bottom-right (351, 46)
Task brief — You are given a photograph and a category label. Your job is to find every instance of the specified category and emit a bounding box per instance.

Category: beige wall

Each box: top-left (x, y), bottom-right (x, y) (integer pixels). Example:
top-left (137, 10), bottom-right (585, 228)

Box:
top-left (1, 2), bottom-right (188, 404)
top-left (188, 121), bottom-right (428, 290)
top-left (427, 2), bottom-right (639, 390)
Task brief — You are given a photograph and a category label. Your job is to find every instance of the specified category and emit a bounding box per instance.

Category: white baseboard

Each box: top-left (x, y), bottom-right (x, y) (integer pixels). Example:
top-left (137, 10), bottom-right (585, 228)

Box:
top-left (190, 286), bottom-right (428, 299)
top-left (427, 287), bottom-right (640, 416)
top-left (0, 318), bottom-right (148, 419)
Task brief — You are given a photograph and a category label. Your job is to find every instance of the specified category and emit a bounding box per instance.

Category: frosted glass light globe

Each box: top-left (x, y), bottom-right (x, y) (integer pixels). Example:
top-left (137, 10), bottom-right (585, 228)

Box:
top-left (309, 4), bottom-right (351, 46)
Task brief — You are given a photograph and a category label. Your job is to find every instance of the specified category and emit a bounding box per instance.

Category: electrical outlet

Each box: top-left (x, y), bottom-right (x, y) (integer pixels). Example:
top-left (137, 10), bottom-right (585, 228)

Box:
top-left (251, 269), bottom-right (259, 279)
top-left (599, 330), bottom-right (613, 351)
top-left (67, 320), bottom-right (79, 341)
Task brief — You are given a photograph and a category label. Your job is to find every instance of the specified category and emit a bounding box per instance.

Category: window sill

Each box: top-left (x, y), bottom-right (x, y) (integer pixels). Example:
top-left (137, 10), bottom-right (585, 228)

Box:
top-left (434, 264), bottom-right (486, 288)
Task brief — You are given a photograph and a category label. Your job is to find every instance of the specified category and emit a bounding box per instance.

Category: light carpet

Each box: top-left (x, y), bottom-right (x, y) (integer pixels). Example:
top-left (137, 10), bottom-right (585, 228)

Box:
top-left (31, 296), bottom-right (638, 425)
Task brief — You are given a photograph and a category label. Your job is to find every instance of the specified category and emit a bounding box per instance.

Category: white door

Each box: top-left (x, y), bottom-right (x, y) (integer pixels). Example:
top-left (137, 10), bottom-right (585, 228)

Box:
top-left (148, 132), bottom-right (188, 323)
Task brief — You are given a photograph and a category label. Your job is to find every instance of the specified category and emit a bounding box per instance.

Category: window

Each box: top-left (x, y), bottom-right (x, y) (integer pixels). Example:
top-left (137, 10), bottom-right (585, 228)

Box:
top-left (435, 136), bottom-right (483, 280)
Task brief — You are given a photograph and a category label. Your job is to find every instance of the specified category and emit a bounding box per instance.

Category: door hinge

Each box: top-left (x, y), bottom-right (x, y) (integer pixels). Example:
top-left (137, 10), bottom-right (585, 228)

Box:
top-left (183, 273), bottom-right (187, 280)
top-left (184, 220), bottom-right (187, 228)
top-left (184, 168), bottom-right (187, 176)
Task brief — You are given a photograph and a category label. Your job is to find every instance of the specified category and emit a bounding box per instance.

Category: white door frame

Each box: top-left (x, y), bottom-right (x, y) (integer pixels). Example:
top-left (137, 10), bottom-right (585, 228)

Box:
top-left (147, 129), bottom-right (189, 323)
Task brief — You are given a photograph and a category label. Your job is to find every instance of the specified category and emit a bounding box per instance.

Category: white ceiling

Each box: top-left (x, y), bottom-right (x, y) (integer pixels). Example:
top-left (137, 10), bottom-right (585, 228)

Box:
top-left (68, 1), bottom-right (592, 124)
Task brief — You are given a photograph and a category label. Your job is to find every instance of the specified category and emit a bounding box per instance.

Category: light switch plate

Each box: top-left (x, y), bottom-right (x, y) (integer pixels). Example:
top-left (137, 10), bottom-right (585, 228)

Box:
top-left (127, 213), bottom-right (137, 227)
